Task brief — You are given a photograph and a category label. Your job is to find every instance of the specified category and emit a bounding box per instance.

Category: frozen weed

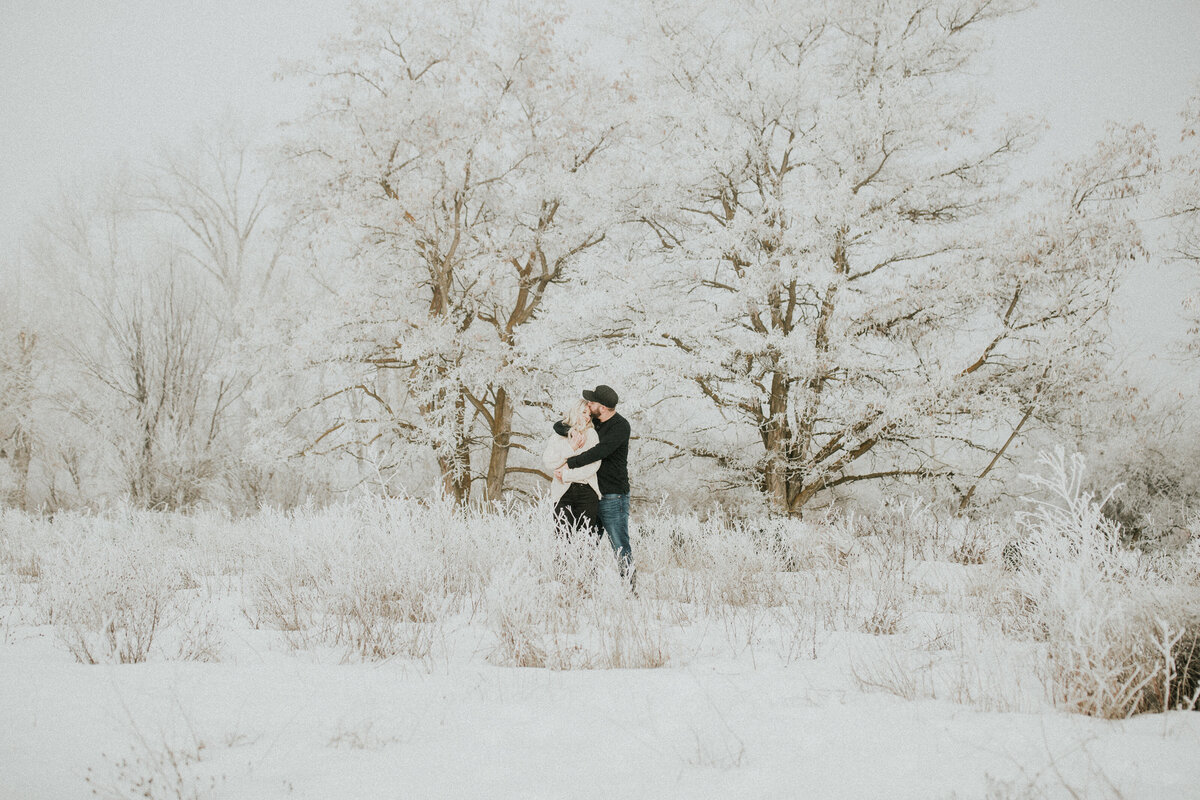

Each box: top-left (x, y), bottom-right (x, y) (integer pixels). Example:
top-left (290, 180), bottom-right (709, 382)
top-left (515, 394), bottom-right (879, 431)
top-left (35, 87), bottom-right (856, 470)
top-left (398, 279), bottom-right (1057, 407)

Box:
top-left (850, 634), bottom-right (1030, 712)
top-left (950, 524), bottom-right (994, 565)
top-left (172, 604), bottom-right (223, 662)
top-left (860, 590), bottom-right (906, 636)
top-left (86, 724), bottom-right (225, 800)
top-left (850, 644), bottom-right (937, 701)
top-left (12, 551), bottom-right (42, 581)
top-left (982, 728), bottom-right (1133, 800)
top-left (486, 564), bottom-right (555, 668)
top-left (770, 589), bottom-right (825, 663)
top-left (327, 718), bottom-right (402, 750)
top-left (685, 720), bottom-right (747, 771)
top-left (248, 564), bottom-right (325, 650)
top-left (324, 533), bottom-right (447, 663)
top-left (591, 594), bottom-right (671, 669)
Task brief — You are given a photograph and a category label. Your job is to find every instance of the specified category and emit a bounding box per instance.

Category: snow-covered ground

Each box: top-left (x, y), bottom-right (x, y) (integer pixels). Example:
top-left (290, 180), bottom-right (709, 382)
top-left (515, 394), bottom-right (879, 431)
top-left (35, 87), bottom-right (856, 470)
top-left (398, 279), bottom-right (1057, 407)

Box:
top-left (2, 491), bottom-right (1198, 799)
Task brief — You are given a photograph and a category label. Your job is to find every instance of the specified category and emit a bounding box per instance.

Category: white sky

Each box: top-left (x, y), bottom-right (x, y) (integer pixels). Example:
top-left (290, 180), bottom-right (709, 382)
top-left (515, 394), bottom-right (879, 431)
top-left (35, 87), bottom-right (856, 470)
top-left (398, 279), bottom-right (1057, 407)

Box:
top-left (2, 0), bottom-right (1199, 389)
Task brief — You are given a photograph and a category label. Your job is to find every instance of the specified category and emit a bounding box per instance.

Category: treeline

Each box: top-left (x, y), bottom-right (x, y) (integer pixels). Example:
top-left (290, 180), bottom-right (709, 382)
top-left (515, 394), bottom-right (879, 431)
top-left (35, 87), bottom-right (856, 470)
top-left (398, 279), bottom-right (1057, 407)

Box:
top-left (3, 0), bottom-right (1200, 519)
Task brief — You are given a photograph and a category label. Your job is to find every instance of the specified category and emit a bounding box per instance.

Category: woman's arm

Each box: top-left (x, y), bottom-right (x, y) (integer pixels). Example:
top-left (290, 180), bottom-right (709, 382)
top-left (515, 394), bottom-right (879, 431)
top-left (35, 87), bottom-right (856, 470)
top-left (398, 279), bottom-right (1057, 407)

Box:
top-left (542, 437), bottom-right (566, 473)
top-left (560, 430), bottom-right (601, 484)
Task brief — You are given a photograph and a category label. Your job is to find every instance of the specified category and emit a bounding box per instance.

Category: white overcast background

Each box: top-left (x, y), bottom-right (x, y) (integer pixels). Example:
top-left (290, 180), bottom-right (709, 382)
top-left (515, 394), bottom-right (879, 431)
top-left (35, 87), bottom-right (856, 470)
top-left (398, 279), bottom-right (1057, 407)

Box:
top-left (3, 0), bottom-right (1200, 390)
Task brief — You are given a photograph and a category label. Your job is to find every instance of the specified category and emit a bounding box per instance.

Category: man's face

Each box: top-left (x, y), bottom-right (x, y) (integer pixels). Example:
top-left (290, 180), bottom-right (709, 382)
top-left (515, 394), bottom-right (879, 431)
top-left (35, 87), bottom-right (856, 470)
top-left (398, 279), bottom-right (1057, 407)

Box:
top-left (585, 400), bottom-right (602, 417)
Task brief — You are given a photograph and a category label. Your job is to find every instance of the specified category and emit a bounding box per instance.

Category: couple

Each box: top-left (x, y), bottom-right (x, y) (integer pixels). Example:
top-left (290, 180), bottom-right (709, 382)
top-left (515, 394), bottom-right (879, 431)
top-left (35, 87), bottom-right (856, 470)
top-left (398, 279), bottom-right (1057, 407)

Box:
top-left (542, 384), bottom-right (633, 582)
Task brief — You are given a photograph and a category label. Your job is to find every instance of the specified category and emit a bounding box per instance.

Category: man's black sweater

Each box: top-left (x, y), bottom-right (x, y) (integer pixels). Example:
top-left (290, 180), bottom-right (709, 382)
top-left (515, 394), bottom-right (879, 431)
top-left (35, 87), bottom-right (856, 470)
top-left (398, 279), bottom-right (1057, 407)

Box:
top-left (554, 413), bottom-right (631, 495)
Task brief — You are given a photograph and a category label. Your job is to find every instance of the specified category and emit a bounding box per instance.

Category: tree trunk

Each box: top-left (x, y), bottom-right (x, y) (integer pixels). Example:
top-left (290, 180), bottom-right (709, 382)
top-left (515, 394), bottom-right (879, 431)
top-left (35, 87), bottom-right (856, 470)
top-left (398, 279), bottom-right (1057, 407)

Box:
top-left (779, 234), bottom-right (848, 516)
top-left (789, 478), bottom-right (824, 515)
top-left (483, 387), bottom-right (513, 503)
top-left (437, 391), bottom-right (472, 504)
top-left (762, 371), bottom-right (793, 513)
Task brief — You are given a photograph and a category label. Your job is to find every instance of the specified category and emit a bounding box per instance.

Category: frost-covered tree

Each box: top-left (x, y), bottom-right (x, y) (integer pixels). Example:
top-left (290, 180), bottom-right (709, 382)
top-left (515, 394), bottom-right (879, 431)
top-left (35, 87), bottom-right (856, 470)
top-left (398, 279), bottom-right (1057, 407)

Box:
top-left (281, 0), bottom-right (636, 502)
top-left (136, 126), bottom-right (311, 506)
top-left (22, 128), bottom-right (292, 509)
top-left (140, 123), bottom-right (287, 313)
top-left (26, 179), bottom-right (222, 507)
top-left (1167, 91), bottom-right (1200, 355)
top-left (627, 0), bottom-right (1154, 514)
top-left (949, 122), bottom-right (1158, 510)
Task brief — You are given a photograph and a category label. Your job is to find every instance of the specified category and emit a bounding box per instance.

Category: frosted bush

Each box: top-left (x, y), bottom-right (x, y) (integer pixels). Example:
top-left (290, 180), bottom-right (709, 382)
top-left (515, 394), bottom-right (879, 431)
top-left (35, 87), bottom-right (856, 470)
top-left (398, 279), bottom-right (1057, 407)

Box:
top-left (1012, 450), bottom-right (1200, 716)
top-left (0, 508), bottom-right (42, 577)
top-left (325, 527), bottom-right (448, 663)
top-left (484, 527), bottom-right (670, 670)
top-left (8, 474), bottom-right (1196, 710)
top-left (486, 564), bottom-right (555, 668)
top-left (243, 498), bottom-right (550, 662)
top-left (40, 520), bottom-right (181, 664)
top-left (641, 514), bottom-right (789, 610)
top-left (246, 517), bottom-right (332, 648)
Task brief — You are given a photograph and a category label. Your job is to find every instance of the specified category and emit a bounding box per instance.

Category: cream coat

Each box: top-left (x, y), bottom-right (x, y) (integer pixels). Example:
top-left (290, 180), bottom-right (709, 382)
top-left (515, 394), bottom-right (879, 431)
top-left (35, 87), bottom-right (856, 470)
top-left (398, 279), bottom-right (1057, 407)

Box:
top-left (542, 428), bottom-right (601, 502)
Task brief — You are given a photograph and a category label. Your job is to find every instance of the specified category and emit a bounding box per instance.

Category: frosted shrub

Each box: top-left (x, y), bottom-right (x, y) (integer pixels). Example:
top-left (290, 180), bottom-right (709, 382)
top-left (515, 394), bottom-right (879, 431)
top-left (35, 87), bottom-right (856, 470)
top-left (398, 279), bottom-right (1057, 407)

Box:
top-left (245, 503), bottom-right (432, 660)
top-left (1013, 450), bottom-right (1200, 717)
top-left (0, 510), bottom-right (45, 633)
top-left (325, 529), bottom-right (447, 663)
top-left (849, 521), bottom-right (912, 636)
top-left (589, 594), bottom-right (670, 669)
top-left (41, 520), bottom-right (181, 664)
top-left (244, 498), bottom-right (536, 662)
top-left (248, 531), bottom-right (331, 649)
top-left (0, 508), bottom-right (42, 579)
top-left (645, 515), bottom-right (789, 610)
top-left (486, 564), bottom-right (554, 668)
top-left (706, 525), bottom-right (789, 608)
top-left (438, 499), bottom-right (538, 603)
top-left (86, 720), bottom-right (225, 800)
top-left (484, 530), bottom-right (607, 670)
top-left (792, 512), bottom-right (913, 637)
top-left (485, 528), bottom-right (669, 670)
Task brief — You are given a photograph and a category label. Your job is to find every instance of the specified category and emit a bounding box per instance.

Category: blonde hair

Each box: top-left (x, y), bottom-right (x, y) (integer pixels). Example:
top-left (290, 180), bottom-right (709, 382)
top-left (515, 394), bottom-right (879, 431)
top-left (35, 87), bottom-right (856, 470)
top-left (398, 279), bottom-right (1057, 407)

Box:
top-left (562, 399), bottom-right (593, 434)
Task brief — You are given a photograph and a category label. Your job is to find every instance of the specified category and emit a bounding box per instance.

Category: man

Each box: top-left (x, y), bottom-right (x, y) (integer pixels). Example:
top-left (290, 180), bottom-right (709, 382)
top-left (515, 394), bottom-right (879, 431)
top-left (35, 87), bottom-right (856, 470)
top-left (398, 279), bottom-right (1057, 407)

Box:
top-left (553, 384), bottom-right (633, 584)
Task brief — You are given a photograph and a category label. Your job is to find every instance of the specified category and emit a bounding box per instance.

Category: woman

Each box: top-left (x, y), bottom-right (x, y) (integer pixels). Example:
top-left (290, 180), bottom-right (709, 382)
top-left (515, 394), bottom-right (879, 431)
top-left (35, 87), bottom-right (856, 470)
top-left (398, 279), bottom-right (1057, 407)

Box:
top-left (542, 400), bottom-right (602, 540)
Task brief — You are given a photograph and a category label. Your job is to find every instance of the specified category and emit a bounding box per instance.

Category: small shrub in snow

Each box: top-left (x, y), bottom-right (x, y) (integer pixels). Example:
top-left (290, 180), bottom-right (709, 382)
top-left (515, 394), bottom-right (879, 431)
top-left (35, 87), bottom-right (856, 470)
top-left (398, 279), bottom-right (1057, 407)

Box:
top-left (326, 544), bottom-right (447, 663)
top-left (40, 523), bottom-right (179, 664)
top-left (172, 604), bottom-right (223, 662)
top-left (484, 531), bottom-right (670, 670)
top-left (850, 645), bottom-right (936, 701)
top-left (486, 565), bottom-right (553, 668)
top-left (244, 502), bottom-right (462, 663)
top-left (248, 554), bottom-right (327, 651)
top-left (1012, 450), bottom-right (1200, 717)
top-left (1171, 628), bottom-right (1200, 709)
top-left (327, 718), bottom-right (402, 750)
top-left (591, 595), bottom-right (670, 669)
top-left (640, 515), bottom-right (789, 611)
top-left (860, 589), bottom-right (906, 636)
top-left (949, 525), bottom-right (992, 565)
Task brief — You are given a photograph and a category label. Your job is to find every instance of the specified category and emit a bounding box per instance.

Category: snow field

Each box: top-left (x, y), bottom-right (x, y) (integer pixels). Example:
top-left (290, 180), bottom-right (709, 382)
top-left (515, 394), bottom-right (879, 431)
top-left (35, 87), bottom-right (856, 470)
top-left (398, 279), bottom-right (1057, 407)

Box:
top-left (1, 474), bottom-right (1199, 798)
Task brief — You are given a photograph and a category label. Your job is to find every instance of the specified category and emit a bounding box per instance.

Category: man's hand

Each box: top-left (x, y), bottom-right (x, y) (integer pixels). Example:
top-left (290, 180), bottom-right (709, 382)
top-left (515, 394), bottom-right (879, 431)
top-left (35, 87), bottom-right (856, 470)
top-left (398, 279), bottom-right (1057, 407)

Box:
top-left (554, 467), bottom-right (565, 482)
top-left (568, 429), bottom-right (585, 450)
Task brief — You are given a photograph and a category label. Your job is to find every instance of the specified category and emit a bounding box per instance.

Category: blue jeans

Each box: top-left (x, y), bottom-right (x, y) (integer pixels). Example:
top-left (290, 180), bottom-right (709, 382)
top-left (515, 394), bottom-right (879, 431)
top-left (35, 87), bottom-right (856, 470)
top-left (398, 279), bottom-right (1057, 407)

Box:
top-left (598, 493), bottom-right (632, 578)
